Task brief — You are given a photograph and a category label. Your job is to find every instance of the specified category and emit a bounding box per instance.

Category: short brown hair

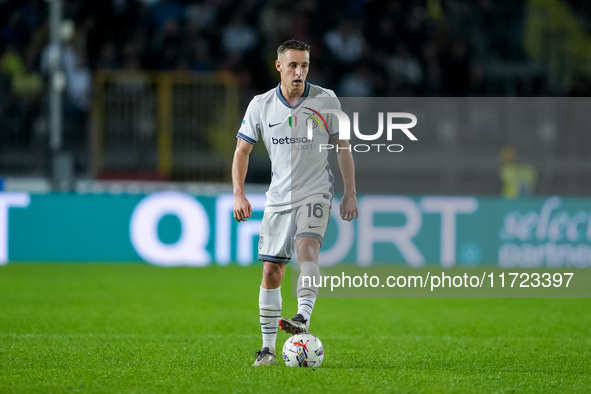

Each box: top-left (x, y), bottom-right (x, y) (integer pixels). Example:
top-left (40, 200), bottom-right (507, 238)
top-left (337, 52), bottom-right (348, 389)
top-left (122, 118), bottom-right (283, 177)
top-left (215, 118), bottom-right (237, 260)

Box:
top-left (277, 40), bottom-right (310, 56)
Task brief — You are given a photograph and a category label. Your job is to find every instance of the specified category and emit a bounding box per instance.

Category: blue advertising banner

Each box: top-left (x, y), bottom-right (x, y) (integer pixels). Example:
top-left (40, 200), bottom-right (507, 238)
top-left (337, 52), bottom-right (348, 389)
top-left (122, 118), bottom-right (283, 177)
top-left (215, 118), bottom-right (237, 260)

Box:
top-left (1, 192), bottom-right (590, 267)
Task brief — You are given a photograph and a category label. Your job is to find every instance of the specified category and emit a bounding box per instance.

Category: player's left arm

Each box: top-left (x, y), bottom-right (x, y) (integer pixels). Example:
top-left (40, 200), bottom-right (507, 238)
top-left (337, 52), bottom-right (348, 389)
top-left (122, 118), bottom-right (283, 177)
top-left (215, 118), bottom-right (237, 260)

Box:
top-left (333, 136), bottom-right (359, 221)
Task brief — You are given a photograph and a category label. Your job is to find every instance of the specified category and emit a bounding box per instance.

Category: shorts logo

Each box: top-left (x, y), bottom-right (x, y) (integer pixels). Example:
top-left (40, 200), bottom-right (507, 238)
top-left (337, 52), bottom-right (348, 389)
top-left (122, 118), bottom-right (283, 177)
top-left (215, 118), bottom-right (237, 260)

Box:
top-left (258, 236), bottom-right (264, 250)
top-left (308, 225), bottom-right (320, 229)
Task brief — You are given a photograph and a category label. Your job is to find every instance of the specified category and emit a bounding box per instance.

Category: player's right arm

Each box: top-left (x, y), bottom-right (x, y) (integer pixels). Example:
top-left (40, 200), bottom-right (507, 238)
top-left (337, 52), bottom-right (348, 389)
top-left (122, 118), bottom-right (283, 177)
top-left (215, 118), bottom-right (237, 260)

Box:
top-left (232, 138), bottom-right (254, 222)
top-left (233, 96), bottom-right (261, 222)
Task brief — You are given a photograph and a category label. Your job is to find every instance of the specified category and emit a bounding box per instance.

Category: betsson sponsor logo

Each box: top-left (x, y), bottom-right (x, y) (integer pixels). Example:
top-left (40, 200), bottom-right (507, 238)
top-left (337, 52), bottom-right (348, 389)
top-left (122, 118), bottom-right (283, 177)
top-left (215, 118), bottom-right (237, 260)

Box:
top-left (271, 136), bottom-right (311, 145)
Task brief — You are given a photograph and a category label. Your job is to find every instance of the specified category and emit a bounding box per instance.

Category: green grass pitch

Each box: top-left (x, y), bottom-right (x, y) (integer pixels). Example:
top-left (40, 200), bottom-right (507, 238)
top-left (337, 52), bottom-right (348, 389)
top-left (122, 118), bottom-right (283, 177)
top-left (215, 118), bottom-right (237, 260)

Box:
top-left (1, 264), bottom-right (590, 393)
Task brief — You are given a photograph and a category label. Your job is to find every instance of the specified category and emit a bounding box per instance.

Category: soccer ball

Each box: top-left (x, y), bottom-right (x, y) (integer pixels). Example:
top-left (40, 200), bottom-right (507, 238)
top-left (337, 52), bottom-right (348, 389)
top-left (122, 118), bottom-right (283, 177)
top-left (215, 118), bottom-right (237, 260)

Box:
top-left (282, 333), bottom-right (324, 367)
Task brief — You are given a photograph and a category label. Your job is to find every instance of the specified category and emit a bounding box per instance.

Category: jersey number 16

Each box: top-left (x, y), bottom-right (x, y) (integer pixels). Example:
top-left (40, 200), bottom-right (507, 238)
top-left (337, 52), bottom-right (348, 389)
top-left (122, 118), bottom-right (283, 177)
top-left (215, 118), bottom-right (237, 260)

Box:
top-left (306, 203), bottom-right (323, 218)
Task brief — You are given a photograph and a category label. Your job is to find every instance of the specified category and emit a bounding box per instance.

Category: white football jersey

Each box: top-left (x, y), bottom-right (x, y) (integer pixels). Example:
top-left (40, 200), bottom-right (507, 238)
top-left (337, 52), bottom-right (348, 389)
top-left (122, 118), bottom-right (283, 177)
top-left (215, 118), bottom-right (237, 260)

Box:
top-left (237, 82), bottom-right (341, 212)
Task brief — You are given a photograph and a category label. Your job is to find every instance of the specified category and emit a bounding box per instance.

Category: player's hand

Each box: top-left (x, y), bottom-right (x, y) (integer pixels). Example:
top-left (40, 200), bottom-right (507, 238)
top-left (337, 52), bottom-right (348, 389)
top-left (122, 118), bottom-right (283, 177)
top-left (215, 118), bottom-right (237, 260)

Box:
top-left (233, 195), bottom-right (252, 222)
top-left (339, 193), bottom-right (358, 222)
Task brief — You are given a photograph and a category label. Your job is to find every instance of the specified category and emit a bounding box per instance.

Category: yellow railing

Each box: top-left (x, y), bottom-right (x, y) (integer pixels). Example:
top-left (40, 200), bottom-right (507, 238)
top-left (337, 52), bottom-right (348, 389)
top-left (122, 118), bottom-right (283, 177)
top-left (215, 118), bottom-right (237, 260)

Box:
top-left (92, 71), bottom-right (239, 181)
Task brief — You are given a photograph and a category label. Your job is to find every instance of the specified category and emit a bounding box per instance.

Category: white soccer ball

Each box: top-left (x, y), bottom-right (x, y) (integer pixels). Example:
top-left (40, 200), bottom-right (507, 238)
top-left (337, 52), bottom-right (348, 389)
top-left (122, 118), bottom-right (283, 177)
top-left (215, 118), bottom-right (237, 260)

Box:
top-left (282, 333), bottom-right (324, 367)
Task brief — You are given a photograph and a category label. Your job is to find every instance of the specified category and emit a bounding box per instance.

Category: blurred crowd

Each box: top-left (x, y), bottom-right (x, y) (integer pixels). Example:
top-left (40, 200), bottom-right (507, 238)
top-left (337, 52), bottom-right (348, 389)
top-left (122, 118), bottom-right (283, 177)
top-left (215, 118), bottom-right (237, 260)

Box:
top-left (0, 0), bottom-right (550, 103)
top-left (1, 0), bottom-right (590, 166)
top-left (568, 0), bottom-right (591, 32)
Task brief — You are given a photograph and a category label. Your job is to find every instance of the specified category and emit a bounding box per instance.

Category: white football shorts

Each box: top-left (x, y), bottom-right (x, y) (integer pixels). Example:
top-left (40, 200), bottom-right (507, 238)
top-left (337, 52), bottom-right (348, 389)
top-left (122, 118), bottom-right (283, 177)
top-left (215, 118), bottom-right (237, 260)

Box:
top-left (258, 202), bottom-right (330, 263)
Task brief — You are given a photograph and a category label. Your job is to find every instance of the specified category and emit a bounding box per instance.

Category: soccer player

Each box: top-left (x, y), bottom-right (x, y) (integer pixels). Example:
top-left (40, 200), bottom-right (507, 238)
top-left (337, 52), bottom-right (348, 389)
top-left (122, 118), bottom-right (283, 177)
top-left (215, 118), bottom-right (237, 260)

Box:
top-left (232, 39), bottom-right (358, 366)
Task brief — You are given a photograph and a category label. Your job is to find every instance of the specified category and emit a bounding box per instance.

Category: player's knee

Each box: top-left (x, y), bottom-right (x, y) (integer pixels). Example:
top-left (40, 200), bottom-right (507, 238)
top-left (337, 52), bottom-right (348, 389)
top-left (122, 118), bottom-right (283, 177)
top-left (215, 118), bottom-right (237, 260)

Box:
top-left (263, 262), bottom-right (284, 285)
top-left (296, 238), bottom-right (320, 262)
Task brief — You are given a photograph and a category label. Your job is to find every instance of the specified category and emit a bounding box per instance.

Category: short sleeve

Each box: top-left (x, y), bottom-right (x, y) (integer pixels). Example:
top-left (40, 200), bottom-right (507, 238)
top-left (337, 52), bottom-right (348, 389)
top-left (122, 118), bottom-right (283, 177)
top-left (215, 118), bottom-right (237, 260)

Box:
top-left (237, 97), bottom-right (260, 145)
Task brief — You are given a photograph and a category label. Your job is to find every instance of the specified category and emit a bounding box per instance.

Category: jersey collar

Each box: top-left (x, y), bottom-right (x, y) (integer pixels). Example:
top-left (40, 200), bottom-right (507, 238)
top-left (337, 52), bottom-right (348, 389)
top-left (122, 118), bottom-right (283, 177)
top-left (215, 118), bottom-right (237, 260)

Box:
top-left (275, 82), bottom-right (310, 109)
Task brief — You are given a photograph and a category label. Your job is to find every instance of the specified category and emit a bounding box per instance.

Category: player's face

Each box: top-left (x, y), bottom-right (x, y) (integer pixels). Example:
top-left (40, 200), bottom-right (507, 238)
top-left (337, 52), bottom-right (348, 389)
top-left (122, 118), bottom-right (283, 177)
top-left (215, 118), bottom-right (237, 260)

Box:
top-left (276, 50), bottom-right (310, 91)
